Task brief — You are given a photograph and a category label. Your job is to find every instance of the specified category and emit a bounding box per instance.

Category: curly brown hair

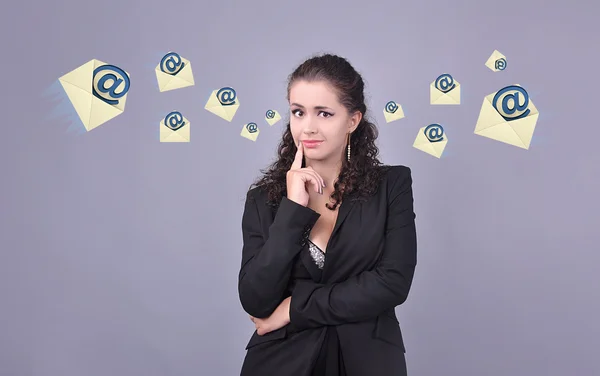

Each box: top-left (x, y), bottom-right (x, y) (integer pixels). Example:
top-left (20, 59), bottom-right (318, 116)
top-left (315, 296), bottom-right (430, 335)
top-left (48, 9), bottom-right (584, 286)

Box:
top-left (250, 53), bottom-right (391, 211)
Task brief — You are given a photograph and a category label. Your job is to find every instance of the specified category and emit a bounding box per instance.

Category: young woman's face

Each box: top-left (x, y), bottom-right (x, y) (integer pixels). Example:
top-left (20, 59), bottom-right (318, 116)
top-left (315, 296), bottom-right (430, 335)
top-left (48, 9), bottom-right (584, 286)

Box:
top-left (289, 80), bottom-right (360, 163)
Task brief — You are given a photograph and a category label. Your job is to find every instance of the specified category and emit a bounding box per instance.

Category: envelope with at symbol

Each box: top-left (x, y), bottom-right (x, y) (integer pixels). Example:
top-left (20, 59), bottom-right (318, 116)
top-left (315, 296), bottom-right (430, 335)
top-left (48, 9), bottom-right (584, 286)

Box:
top-left (430, 79), bottom-right (461, 105)
top-left (412, 126), bottom-right (448, 158)
top-left (485, 50), bottom-right (507, 72)
top-left (383, 102), bottom-right (405, 123)
top-left (155, 54), bottom-right (195, 92)
top-left (58, 59), bottom-right (130, 132)
top-left (160, 115), bottom-right (190, 143)
top-left (265, 110), bottom-right (281, 126)
top-left (204, 90), bottom-right (240, 122)
top-left (241, 123), bottom-right (260, 141)
top-left (474, 85), bottom-right (539, 150)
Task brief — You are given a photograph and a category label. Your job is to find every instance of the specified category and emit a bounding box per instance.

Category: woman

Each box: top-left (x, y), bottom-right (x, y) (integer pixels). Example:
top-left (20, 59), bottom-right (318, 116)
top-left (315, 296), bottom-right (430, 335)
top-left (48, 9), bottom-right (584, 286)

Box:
top-left (238, 53), bottom-right (417, 376)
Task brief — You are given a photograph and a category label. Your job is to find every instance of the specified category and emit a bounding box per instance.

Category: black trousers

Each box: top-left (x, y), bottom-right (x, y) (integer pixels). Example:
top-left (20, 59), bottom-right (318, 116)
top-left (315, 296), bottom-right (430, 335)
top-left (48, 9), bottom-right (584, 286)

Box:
top-left (311, 327), bottom-right (347, 376)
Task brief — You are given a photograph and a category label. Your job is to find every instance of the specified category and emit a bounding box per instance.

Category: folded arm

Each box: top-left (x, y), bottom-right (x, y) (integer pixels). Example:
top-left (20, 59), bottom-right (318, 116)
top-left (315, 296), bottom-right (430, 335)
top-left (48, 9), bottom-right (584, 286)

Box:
top-left (238, 191), bottom-right (321, 318)
top-left (289, 167), bottom-right (417, 329)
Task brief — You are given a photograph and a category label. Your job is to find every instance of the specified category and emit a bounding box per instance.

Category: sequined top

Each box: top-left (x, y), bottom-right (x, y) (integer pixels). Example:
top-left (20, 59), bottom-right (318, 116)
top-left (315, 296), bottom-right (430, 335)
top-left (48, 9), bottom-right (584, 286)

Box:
top-left (307, 239), bottom-right (325, 269)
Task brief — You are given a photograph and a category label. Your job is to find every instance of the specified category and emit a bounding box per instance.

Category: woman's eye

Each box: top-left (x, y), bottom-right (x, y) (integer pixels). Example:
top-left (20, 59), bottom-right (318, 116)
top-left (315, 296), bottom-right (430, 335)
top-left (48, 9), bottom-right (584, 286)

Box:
top-left (319, 111), bottom-right (333, 118)
top-left (292, 109), bottom-right (303, 116)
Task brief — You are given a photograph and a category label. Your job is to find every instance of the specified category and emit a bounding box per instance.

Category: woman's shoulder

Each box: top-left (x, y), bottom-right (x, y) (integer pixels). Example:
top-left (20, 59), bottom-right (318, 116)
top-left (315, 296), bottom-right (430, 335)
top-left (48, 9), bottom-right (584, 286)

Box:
top-left (245, 183), bottom-right (275, 209)
top-left (379, 164), bottom-right (413, 195)
top-left (383, 164), bottom-right (412, 179)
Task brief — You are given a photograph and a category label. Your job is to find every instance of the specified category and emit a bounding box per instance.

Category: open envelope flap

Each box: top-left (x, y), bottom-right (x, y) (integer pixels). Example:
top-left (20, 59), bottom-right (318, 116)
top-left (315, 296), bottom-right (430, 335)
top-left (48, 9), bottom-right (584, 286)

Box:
top-left (156, 69), bottom-right (176, 90)
top-left (413, 128), bottom-right (436, 153)
top-left (225, 99), bottom-right (240, 117)
top-left (59, 59), bottom-right (100, 94)
top-left (175, 60), bottom-right (194, 84)
top-left (509, 102), bottom-right (539, 148)
top-left (89, 96), bottom-right (123, 131)
top-left (59, 81), bottom-right (93, 127)
top-left (160, 122), bottom-right (190, 141)
top-left (204, 91), bottom-right (222, 110)
top-left (476, 122), bottom-right (525, 148)
top-left (204, 92), bottom-right (229, 119)
top-left (166, 131), bottom-right (190, 142)
top-left (163, 75), bottom-right (194, 91)
top-left (486, 50), bottom-right (504, 65)
top-left (475, 96), bottom-right (507, 132)
top-left (431, 137), bottom-right (448, 154)
top-left (448, 84), bottom-right (460, 102)
top-left (430, 83), bottom-right (445, 102)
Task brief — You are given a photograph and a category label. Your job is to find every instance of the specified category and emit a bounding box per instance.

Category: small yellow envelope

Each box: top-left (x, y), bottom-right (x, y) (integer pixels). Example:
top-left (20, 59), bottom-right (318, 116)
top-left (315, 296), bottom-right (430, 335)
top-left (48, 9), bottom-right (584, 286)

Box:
top-left (430, 74), bottom-right (461, 105)
top-left (241, 122), bottom-right (259, 141)
top-left (204, 87), bottom-right (240, 122)
top-left (413, 124), bottom-right (448, 158)
top-left (160, 111), bottom-right (190, 142)
top-left (155, 52), bottom-right (195, 92)
top-left (265, 109), bottom-right (281, 126)
top-left (474, 85), bottom-right (539, 150)
top-left (58, 59), bottom-right (130, 132)
top-left (485, 50), bottom-right (507, 72)
top-left (383, 101), bottom-right (404, 123)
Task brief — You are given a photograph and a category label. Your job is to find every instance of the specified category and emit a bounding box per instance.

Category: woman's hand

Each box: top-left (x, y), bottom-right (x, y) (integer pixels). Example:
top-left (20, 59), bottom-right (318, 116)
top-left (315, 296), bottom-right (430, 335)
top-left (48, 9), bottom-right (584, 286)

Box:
top-left (249, 296), bottom-right (291, 336)
top-left (286, 141), bottom-right (325, 206)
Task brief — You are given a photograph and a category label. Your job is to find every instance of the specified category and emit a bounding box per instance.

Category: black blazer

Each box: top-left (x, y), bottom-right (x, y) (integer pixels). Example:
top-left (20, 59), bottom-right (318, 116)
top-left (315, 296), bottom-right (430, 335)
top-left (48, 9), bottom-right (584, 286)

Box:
top-left (238, 165), bottom-right (417, 376)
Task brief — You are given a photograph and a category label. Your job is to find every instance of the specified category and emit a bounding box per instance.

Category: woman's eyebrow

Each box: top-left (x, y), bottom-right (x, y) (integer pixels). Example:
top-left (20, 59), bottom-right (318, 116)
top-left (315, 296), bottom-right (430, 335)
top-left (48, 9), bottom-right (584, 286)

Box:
top-left (290, 103), bottom-right (333, 110)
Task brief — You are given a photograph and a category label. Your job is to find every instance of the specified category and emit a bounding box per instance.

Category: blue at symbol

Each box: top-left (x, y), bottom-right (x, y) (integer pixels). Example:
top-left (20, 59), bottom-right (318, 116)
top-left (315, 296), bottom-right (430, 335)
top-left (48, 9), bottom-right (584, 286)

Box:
top-left (246, 123), bottom-right (258, 133)
top-left (266, 110), bottom-right (275, 119)
top-left (434, 74), bottom-right (455, 93)
top-left (164, 111), bottom-right (186, 131)
top-left (492, 85), bottom-right (530, 121)
top-left (424, 124), bottom-right (444, 142)
top-left (160, 52), bottom-right (185, 75)
top-left (217, 87), bottom-right (236, 106)
top-left (92, 65), bottom-right (130, 105)
top-left (495, 58), bottom-right (506, 70)
top-left (385, 101), bottom-right (398, 113)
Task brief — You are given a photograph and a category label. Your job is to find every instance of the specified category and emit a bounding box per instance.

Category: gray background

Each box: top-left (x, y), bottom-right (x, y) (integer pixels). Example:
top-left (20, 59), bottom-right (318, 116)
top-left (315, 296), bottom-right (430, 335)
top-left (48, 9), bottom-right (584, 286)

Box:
top-left (1, 0), bottom-right (598, 375)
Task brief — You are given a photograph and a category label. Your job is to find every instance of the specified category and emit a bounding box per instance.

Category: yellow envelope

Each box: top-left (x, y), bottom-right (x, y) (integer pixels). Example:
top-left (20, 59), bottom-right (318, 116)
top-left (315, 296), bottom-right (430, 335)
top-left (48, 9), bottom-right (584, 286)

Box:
top-left (413, 124), bottom-right (448, 158)
top-left (430, 74), bottom-right (461, 105)
top-left (383, 101), bottom-right (404, 123)
top-left (204, 88), bottom-right (240, 122)
top-left (58, 59), bottom-right (130, 132)
top-left (160, 111), bottom-right (190, 142)
top-left (485, 50), bottom-right (507, 72)
top-left (241, 122), bottom-right (259, 141)
top-left (474, 85), bottom-right (539, 150)
top-left (155, 52), bottom-right (195, 92)
top-left (265, 109), bottom-right (281, 126)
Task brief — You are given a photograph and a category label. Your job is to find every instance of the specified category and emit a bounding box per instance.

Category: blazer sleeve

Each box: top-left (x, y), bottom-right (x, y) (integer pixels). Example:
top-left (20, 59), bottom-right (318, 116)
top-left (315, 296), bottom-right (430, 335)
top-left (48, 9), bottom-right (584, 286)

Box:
top-left (289, 167), bottom-right (417, 329)
top-left (238, 190), bottom-right (321, 319)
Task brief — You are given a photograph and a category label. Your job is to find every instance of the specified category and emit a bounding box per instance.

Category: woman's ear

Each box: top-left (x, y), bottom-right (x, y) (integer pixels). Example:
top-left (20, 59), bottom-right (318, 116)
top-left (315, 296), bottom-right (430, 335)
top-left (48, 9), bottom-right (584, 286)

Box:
top-left (349, 111), bottom-right (362, 132)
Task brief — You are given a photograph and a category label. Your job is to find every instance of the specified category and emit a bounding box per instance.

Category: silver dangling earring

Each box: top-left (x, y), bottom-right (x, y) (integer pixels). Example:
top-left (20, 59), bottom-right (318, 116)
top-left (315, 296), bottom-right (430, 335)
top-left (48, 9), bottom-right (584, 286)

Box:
top-left (346, 133), bottom-right (351, 162)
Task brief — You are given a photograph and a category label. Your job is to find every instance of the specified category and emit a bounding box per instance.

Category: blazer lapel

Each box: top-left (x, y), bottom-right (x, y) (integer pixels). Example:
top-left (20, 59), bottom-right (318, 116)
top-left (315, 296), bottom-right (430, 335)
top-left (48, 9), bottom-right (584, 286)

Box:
top-left (331, 196), bottom-right (356, 237)
top-left (319, 196), bottom-right (358, 283)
